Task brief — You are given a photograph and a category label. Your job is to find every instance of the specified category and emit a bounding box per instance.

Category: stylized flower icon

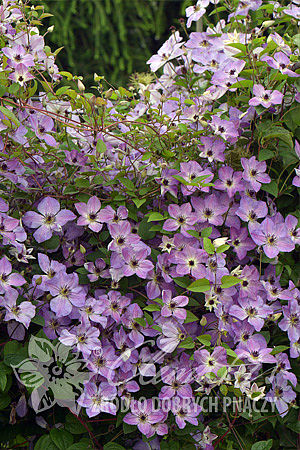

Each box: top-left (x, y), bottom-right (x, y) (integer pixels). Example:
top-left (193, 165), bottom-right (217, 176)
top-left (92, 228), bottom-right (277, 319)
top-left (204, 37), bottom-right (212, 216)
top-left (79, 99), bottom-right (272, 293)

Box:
top-left (11, 336), bottom-right (89, 413)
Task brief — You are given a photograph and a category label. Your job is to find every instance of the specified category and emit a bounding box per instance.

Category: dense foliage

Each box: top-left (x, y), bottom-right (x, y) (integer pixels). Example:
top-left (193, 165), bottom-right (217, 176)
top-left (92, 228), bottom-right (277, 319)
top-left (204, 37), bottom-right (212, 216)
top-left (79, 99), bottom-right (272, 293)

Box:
top-left (0, 0), bottom-right (299, 449)
top-left (37, 0), bottom-right (187, 87)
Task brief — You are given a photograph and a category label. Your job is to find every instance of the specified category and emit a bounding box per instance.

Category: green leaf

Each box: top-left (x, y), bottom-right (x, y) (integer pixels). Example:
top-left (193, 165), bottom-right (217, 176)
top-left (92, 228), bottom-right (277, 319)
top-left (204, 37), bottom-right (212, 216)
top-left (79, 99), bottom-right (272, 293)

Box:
top-left (132, 198), bottom-right (146, 208)
top-left (75, 178), bottom-right (90, 188)
top-left (184, 311), bottom-right (199, 323)
top-left (197, 335), bottom-right (211, 346)
top-left (178, 337), bottom-right (195, 349)
top-left (261, 181), bottom-right (278, 197)
top-left (103, 444), bottom-right (126, 450)
top-left (201, 227), bottom-right (212, 238)
top-left (34, 435), bottom-right (59, 450)
top-left (0, 373), bottom-right (7, 391)
top-left (220, 384), bottom-right (228, 395)
top-left (147, 212), bottom-right (164, 222)
top-left (0, 106), bottom-right (20, 126)
top-left (144, 304), bottom-right (161, 312)
top-left (270, 345), bottom-right (289, 355)
top-left (258, 149), bottom-right (275, 161)
top-left (96, 139), bottom-right (107, 154)
top-left (0, 393), bottom-right (10, 410)
top-left (221, 275), bottom-right (242, 288)
top-left (188, 278), bottom-right (211, 292)
top-left (135, 317), bottom-right (146, 327)
top-left (138, 218), bottom-right (156, 240)
top-left (251, 440), bottom-right (273, 450)
top-left (31, 315), bottom-right (45, 326)
top-left (173, 277), bottom-right (191, 288)
top-left (216, 244), bottom-right (230, 253)
top-left (292, 33), bottom-right (300, 49)
top-left (50, 429), bottom-right (73, 450)
top-left (203, 237), bottom-right (215, 254)
top-left (118, 176), bottom-right (135, 191)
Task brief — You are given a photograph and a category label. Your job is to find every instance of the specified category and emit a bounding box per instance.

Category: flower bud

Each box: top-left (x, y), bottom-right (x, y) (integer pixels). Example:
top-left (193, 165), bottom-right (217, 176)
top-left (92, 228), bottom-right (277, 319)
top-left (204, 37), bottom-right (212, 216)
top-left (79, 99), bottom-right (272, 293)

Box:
top-left (47, 25), bottom-right (54, 33)
top-left (262, 20), bottom-right (275, 28)
top-left (213, 237), bottom-right (228, 248)
top-left (200, 316), bottom-right (207, 326)
top-left (77, 79), bottom-right (85, 92)
top-left (35, 276), bottom-right (43, 286)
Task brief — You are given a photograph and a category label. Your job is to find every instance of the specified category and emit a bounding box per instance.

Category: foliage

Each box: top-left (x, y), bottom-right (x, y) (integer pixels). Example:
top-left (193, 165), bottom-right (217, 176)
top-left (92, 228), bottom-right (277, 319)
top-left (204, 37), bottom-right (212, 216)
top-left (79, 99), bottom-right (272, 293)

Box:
top-left (0, 0), bottom-right (299, 449)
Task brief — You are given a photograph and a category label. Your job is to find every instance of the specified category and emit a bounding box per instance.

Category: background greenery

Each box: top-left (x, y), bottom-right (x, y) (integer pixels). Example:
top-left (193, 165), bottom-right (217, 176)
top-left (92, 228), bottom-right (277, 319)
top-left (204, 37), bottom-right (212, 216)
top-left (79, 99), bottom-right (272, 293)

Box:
top-left (38, 0), bottom-right (190, 87)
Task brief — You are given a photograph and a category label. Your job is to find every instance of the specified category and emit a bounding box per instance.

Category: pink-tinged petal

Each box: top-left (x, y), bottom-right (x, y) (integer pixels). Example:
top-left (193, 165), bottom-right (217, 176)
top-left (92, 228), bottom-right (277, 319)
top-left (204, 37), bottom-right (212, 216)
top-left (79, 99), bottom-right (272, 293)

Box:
top-left (56, 210), bottom-right (76, 226)
top-left (59, 330), bottom-right (77, 346)
top-left (37, 253), bottom-right (50, 272)
top-left (163, 219), bottom-right (179, 232)
top-left (176, 416), bottom-right (186, 429)
top-left (7, 273), bottom-right (26, 286)
top-left (138, 422), bottom-right (153, 436)
top-left (75, 202), bottom-right (88, 216)
top-left (174, 308), bottom-right (187, 321)
top-left (123, 413), bottom-right (139, 425)
top-left (23, 211), bottom-right (43, 228)
top-left (37, 197), bottom-right (60, 216)
top-left (161, 306), bottom-right (171, 317)
top-left (77, 217), bottom-right (89, 227)
top-left (43, 134), bottom-right (58, 147)
top-left (33, 226), bottom-right (53, 243)
top-left (88, 196), bottom-right (101, 212)
top-left (229, 305), bottom-right (247, 320)
top-left (89, 222), bottom-right (103, 232)
top-left (50, 297), bottom-right (72, 317)
top-left (263, 244), bottom-right (279, 259)
top-left (178, 384), bottom-right (193, 398)
top-left (159, 386), bottom-right (175, 399)
top-left (158, 337), bottom-right (179, 353)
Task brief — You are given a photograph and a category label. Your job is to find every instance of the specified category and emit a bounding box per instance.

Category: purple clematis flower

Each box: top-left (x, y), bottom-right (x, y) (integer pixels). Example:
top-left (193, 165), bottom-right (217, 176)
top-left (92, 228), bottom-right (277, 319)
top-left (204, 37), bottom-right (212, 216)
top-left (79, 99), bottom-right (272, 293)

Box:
top-left (214, 166), bottom-right (243, 198)
top-left (194, 346), bottom-right (227, 378)
top-left (108, 220), bottom-right (140, 252)
top-left (172, 245), bottom-right (207, 279)
top-left (266, 373), bottom-right (296, 417)
top-left (161, 289), bottom-right (188, 321)
top-left (210, 116), bottom-right (239, 143)
top-left (192, 194), bottom-right (227, 225)
top-left (59, 323), bottom-right (101, 357)
top-left (261, 52), bottom-right (299, 77)
top-left (159, 366), bottom-right (193, 400)
top-left (48, 272), bottom-right (86, 317)
top-left (241, 156), bottom-right (271, 192)
top-left (2, 44), bottom-right (34, 68)
top-left (78, 382), bottom-right (117, 417)
top-left (250, 217), bottom-right (295, 258)
top-left (229, 296), bottom-right (272, 331)
top-left (279, 299), bottom-right (300, 342)
top-left (157, 320), bottom-right (188, 353)
top-left (171, 398), bottom-right (202, 429)
top-left (235, 335), bottom-right (276, 365)
top-left (236, 196), bottom-right (268, 223)
top-left (0, 289), bottom-right (35, 328)
top-left (249, 84), bottom-right (283, 108)
top-left (230, 227), bottom-right (256, 260)
top-left (84, 258), bottom-right (106, 282)
top-left (124, 399), bottom-right (165, 437)
top-left (0, 256), bottom-right (26, 293)
top-left (75, 196), bottom-right (103, 232)
top-left (121, 247), bottom-right (154, 279)
top-left (163, 203), bottom-right (197, 237)
top-left (30, 115), bottom-right (58, 147)
top-left (23, 197), bottom-right (76, 243)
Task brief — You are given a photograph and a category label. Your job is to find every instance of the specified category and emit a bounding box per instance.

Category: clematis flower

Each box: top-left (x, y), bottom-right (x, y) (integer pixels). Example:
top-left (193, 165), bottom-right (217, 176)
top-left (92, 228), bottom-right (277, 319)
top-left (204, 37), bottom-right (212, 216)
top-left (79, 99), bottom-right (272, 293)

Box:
top-left (157, 321), bottom-right (188, 353)
top-left (214, 166), bottom-right (243, 198)
top-left (186, 0), bottom-right (210, 28)
top-left (0, 289), bottom-right (35, 328)
top-left (59, 325), bottom-right (101, 358)
top-left (2, 44), bottom-right (34, 68)
top-left (77, 382), bottom-right (117, 417)
top-left (161, 289), bottom-right (188, 321)
top-left (266, 373), bottom-right (296, 417)
top-left (0, 256), bottom-right (26, 294)
top-left (172, 245), bottom-right (207, 278)
top-left (23, 197), bottom-right (76, 243)
top-left (194, 346), bottom-right (227, 378)
top-left (279, 299), bottom-right (300, 342)
top-left (229, 296), bottom-right (272, 331)
top-left (8, 63), bottom-right (34, 86)
top-left (75, 196), bottom-right (103, 232)
top-left (48, 272), bottom-right (86, 317)
top-left (121, 247), bottom-right (154, 279)
top-left (147, 31), bottom-right (184, 72)
top-left (124, 399), bottom-right (165, 437)
top-left (236, 196), bottom-right (268, 223)
top-left (241, 156), bottom-right (271, 192)
top-left (249, 84), bottom-right (283, 108)
top-left (261, 52), bottom-right (299, 77)
top-left (250, 217), bottom-right (295, 258)
top-left (171, 398), bottom-right (202, 429)
top-left (163, 203), bottom-right (197, 236)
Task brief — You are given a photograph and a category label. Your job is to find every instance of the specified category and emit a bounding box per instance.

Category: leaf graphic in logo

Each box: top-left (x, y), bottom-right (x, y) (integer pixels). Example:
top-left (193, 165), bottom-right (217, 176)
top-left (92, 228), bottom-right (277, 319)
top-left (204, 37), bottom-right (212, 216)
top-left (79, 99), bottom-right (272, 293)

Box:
top-left (28, 337), bottom-right (55, 362)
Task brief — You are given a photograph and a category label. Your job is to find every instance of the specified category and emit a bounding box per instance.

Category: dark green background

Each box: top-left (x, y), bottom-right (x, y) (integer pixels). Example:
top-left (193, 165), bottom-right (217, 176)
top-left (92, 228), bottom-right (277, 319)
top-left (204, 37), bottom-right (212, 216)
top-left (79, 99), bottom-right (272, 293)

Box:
top-left (39, 0), bottom-right (190, 87)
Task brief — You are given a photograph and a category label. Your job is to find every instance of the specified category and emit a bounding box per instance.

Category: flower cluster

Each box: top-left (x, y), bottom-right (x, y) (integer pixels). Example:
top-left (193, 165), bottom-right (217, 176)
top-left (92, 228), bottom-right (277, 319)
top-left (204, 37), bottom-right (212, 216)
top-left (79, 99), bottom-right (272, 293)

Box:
top-left (0, 0), bottom-right (299, 449)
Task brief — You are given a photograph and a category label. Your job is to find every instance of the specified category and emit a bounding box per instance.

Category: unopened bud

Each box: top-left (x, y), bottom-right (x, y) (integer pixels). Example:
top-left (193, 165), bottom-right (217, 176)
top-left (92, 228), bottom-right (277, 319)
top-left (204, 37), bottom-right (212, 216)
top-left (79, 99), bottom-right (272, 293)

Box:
top-left (200, 316), bottom-right (207, 326)
top-left (47, 25), bottom-right (54, 33)
top-left (80, 244), bottom-right (86, 254)
top-left (35, 276), bottom-right (43, 286)
top-left (213, 237), bottom-right (228, 248)
top-left (104, 88), bottom-right (114, 99)
top-left (262, 20), bottom-right (275, 28)
top-left (77, 79), bottom-right (85, 92)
